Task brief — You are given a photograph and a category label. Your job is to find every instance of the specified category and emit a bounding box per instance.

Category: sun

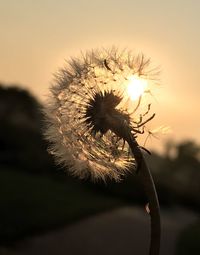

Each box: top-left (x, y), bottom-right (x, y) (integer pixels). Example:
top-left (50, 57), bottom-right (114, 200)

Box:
top-left (127, 75), bottom-right (148, 100)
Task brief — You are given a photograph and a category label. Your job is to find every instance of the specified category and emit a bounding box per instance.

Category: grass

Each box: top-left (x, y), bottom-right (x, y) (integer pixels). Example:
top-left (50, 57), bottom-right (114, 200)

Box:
top-left (0, 168), bottom-right (123, 245)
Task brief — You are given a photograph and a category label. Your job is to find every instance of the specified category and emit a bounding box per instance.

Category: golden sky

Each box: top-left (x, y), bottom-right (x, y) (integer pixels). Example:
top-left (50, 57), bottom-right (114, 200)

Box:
top-left (0, 0), bottom-right (200, 152)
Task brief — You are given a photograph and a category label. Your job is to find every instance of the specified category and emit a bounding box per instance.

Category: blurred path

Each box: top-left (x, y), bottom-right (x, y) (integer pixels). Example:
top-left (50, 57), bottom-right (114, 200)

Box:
top-left (0, 206), bottom-right (198, 255)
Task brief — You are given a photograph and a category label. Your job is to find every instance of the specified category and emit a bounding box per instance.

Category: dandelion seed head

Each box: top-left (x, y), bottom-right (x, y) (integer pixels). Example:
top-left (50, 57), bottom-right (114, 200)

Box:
top-left (44, 47), bottom-right (159, 181)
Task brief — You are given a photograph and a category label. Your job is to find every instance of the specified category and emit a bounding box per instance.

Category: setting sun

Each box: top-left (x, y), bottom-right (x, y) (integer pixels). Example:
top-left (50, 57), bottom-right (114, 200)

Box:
top-left (127, 75), bottom-right (148, 100)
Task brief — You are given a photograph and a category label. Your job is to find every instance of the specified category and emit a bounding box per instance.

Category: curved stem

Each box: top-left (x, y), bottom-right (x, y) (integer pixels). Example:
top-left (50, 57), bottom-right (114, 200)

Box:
top-left (125, 130), bottom-right (161, 255)
top-left (107, 114), bottom-right (161, 255)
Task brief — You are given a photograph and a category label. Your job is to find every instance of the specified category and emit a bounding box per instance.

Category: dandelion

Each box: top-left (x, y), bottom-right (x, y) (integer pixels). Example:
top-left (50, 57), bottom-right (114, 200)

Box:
top-left (45, 47), bottom-right (158, 181)
top-left (44, 47), bottom-right (161, 255)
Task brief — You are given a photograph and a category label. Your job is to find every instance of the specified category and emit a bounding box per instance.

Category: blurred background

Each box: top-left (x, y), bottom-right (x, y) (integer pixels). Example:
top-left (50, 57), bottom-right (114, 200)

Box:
top-left (0, 1), bottom-right (199, 254)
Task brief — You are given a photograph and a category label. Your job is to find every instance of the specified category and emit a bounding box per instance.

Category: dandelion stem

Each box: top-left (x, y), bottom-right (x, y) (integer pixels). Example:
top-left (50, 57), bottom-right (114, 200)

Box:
top-left (107, 115), bottom-right (161, 255)
top-left (126, 131), bottom-right (161, 255)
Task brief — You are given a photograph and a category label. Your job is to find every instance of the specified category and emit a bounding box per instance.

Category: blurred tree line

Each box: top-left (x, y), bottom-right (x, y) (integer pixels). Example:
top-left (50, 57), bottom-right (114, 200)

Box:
top-left (0, 84), bottom-right (199, 211)
top-left (0, 84), bottom-right (56, 174)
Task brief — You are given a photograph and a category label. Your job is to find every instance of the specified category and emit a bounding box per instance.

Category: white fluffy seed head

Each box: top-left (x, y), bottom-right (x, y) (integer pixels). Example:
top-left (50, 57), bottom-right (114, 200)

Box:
top-left (44, 47), bottom-right (159, 182)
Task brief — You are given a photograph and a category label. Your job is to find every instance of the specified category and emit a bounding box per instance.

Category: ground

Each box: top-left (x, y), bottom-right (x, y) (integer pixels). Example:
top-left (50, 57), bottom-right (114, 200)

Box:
top-left (0, 206), bottom-right (198, 255)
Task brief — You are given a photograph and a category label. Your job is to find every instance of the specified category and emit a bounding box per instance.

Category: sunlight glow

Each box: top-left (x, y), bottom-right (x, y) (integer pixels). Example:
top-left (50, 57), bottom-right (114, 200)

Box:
top-left (127, 75), bottom-right (148, 100)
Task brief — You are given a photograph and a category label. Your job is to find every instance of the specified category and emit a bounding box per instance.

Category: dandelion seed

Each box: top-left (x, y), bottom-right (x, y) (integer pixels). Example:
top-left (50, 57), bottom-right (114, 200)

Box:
top-left (145, 203), bottom-right (151, 214)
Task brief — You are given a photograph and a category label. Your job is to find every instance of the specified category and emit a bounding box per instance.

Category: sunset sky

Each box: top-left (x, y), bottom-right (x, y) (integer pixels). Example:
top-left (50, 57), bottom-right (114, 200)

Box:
top-left (1, 0), bottom-right (200, 152)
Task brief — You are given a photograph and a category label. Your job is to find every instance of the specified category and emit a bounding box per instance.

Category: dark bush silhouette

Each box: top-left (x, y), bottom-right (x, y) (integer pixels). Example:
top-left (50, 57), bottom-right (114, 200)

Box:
top-left (145, 140), bottom-right (200, 211)
top-left (0, 84), bottom-right (56, 174)
top-left (0, 85), bottom-right (42, 129)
